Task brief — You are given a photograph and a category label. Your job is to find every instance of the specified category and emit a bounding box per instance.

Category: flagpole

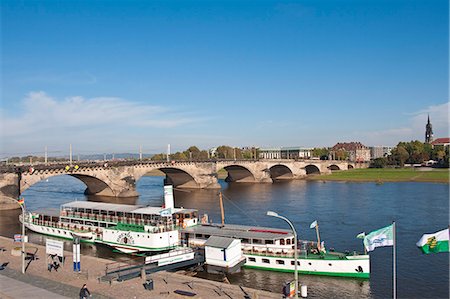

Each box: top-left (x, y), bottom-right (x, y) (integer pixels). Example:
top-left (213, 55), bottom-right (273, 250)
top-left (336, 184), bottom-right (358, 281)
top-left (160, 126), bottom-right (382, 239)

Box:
top-left (393, 221), bottom-right (396, 299)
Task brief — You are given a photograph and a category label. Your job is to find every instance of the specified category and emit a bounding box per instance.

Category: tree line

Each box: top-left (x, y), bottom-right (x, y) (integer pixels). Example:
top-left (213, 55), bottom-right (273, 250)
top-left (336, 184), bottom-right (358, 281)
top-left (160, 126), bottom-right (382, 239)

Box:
top-left (151, 146), bottom-right (259, 161)
top-left (371, 140), bottom-right (449, 168)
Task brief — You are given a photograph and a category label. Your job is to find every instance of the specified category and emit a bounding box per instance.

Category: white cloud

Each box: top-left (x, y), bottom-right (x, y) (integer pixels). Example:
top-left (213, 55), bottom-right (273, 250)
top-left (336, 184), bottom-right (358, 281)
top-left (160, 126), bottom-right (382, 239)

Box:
top-left (357, 102), bottom-right (449, 146)
top-left (0, 91), bottom-right (205, 155)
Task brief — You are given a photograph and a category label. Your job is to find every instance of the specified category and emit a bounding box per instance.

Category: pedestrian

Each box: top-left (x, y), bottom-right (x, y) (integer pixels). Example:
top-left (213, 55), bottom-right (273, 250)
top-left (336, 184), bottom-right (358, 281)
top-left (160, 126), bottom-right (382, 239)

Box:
top-left (47, 254), bottom-right (53, 272)
top-left (79, 284), bottom-right (91, 299)
top-left (52, 255), bottom-right (60, 271)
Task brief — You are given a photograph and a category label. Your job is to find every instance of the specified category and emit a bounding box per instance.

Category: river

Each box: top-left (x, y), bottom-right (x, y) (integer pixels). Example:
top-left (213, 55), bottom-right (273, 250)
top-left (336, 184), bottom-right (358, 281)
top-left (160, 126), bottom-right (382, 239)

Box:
top-left (0, 175), bottom-right (448, 298)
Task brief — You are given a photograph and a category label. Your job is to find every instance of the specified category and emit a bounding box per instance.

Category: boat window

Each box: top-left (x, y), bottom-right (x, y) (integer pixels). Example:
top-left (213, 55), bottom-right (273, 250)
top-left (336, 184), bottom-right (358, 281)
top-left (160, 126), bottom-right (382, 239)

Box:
top-left (184, 214), bottom-right (191, 219)
top-left (86, 209), bottom-right (92, 213)
top-left (280, 239), bottom-right (285, 245)
top-left (292, 238), bottom-right (295, 244)
top-left (252, 239), bottom-right (262, 244)
top-left (265, 240), bottom-right (274, 245)
top-left (248, 257), bottom-right (256, 262)
top-left (125, 213), bottom-right (133, 218)
top-left (242, 238), bottom-right (250, 243)
top-left (262, 259), bottom-right (270, 264)
top-left (286, 239), bottom-right (291, 245)
top-left (108, 211), bottom-right (115, 216)
top-left (291, 261), bottom-right (300, 266)
top-left (195, 234), bottom-right (203, 239)
top-left (328, 263), bottom-right (332, 266)
top-left (276, 260), bottom-right (285, 265)
top-left (193, 212), bottom-right (198, 218)
top-left (117, 212), bottom-right (123, 217)
top-left (204, 235), bottom-right (210, 238)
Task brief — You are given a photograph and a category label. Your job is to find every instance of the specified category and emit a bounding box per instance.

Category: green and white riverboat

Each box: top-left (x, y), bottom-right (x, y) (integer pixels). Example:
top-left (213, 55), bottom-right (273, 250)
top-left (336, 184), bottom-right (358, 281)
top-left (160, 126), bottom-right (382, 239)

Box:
top-left (20, 200), bottom-right (198, 254)
top-left (181, 223), bottom-right (370, 279)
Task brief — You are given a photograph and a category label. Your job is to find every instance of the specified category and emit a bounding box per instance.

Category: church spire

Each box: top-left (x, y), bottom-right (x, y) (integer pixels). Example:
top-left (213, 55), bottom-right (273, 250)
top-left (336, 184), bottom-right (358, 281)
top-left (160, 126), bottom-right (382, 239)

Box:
top-left (425, 114), bottom-right (433, 143)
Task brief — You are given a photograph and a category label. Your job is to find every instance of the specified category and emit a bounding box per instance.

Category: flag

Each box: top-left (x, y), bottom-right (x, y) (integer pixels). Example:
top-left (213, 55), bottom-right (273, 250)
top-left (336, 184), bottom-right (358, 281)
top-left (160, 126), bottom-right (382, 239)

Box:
top-left (364, 224), bottom-right (394, 252)
top-left (310, 220), bottom-right (317, 229)
top-left (17, 198), bottom-right (24, 205)
top-left (356, 232), bottom-right (366, 239)
top-left (416, 228), bottom-right (449, 254)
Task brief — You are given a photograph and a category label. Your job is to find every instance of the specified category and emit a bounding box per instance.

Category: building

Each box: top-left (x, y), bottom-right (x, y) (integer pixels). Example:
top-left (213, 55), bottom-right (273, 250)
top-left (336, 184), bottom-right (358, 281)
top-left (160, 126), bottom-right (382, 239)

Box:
top-left (431, 138), bottom-right (450, 148)
top-left (259, 147), bottom-right (313, 159)
top-left (331, 142), bottom-right (371, 162)
top-left (370, 146), bottom-right (393, 159)
top-left (425, 115), bottom-right (434, 143)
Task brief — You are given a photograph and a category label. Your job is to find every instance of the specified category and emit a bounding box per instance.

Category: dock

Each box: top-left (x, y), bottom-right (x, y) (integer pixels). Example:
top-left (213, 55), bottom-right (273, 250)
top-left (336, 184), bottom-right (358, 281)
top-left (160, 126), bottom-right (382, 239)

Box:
top-left (0, 236), bottom-right (281, 298)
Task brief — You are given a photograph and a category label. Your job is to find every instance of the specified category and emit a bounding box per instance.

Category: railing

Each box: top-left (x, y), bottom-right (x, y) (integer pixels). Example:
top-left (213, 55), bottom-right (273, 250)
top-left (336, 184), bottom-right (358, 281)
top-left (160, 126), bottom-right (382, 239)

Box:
top-left (145, 248), bottom-right (193, 264)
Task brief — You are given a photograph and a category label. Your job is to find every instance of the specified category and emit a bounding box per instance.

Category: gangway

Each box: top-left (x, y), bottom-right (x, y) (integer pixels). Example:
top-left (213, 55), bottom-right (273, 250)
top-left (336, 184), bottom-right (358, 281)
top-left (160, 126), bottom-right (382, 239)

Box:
top-left (99, 247), bottom-right (204, 283)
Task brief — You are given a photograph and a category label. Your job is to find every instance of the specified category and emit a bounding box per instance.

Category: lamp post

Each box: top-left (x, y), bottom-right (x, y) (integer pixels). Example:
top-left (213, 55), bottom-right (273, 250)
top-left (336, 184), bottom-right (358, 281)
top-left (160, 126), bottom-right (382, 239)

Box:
top-left (267, 211), bottom-right (298, 299)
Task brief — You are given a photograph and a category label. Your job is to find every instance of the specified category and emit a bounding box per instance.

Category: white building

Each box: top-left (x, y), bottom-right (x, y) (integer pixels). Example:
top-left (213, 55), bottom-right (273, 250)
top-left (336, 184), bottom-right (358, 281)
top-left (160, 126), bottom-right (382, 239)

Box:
top-left (204, 236), bottom-right (245, 273)
top-left (259, 147), bottom-right (312, 159)
top-left (370, 146), bottom-right (393, 159)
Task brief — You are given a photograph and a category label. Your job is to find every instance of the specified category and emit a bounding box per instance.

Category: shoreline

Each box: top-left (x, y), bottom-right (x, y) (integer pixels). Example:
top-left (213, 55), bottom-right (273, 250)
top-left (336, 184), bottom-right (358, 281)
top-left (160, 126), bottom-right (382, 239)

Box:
top-left (0, 236), bottom-right (280, 299)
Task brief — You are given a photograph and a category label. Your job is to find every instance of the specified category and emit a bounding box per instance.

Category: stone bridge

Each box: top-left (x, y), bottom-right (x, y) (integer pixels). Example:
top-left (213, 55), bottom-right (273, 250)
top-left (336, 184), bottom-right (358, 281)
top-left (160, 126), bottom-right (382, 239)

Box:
top-left (0, 159), bottom-right (367, 200)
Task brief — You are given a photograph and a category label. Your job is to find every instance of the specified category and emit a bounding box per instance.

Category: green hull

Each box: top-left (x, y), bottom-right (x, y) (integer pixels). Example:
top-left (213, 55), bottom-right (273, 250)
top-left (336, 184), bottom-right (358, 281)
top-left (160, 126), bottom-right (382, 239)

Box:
top-left (244, 264), bottom-right (370, 279)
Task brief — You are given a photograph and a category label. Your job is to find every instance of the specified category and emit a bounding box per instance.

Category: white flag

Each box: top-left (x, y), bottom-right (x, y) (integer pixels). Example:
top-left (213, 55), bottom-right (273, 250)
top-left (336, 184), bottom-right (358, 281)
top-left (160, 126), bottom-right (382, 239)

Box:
top-left (364, 224), bottom-right (394, 252)
top-left (310, 220), bottom-right (317, 229)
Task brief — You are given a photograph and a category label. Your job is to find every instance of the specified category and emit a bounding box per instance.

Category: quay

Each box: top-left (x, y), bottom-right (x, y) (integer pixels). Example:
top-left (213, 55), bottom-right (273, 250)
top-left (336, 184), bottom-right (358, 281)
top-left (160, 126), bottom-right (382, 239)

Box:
top-left (0, 236), bottom-right (281, 298)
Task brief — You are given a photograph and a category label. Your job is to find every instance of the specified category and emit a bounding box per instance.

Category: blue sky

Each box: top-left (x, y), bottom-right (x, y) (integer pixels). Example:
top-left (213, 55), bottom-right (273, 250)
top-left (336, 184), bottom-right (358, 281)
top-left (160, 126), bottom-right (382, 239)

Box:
top-left (1, 0), bottom-right (448, 157)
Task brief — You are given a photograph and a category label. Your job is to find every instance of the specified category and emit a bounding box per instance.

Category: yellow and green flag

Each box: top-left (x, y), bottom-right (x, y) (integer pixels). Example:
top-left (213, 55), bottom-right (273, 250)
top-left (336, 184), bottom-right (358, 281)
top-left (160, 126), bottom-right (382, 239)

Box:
top-left (416, 228), bottom-right (449, 254)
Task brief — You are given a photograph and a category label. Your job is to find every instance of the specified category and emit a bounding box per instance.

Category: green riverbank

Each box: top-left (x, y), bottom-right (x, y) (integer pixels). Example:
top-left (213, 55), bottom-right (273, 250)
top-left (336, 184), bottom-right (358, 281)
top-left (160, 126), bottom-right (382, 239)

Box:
top-left (308, 168), bottom-right (449, 183)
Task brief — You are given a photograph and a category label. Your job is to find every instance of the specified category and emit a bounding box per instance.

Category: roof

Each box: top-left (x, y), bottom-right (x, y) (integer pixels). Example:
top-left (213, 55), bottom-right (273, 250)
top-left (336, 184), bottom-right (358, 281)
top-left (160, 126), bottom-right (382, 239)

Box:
top-left (204, 236), bottom-right (237, 249)
top-left (61, 201), bottom-right (140, 213)
top-left (431, 138), bottom-right (450, 145)
top-left (61, 201), bottom-right (197, 215)
top-left (332, 142), bottom-right (368, 151)
top-left (182, 223), bottom-right (294, 241)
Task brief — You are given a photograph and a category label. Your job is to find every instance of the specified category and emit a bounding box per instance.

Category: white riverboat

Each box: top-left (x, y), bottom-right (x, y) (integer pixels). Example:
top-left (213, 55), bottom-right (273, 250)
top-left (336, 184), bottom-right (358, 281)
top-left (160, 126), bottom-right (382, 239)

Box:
top-left (181, 223), bottom-right (370, 279)
top-left (20, 196), bottom-right (198, 254)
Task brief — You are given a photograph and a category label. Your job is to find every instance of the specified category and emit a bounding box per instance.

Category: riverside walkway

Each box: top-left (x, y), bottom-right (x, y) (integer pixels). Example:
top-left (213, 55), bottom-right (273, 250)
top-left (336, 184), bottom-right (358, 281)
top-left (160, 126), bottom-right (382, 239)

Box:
top-left (0, 236), bottom-right (280, 298)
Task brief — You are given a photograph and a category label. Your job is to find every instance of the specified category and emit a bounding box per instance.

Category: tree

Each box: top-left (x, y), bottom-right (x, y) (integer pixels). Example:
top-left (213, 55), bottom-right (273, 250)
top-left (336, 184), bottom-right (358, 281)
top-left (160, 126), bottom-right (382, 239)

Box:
top-left (370, 157), bottom-right (388, 168)
top-left (391, 145), bottom-right (409, 167)
top-left (312, 148), bottom-right (330, 160)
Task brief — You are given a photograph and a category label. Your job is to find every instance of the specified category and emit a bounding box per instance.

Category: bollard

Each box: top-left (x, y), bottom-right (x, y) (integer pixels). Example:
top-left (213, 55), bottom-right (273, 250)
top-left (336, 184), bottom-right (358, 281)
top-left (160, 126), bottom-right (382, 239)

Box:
top-left (300, 285), bottom-right (308, 298)
top-left (141, 267), bottom-right (146, 281)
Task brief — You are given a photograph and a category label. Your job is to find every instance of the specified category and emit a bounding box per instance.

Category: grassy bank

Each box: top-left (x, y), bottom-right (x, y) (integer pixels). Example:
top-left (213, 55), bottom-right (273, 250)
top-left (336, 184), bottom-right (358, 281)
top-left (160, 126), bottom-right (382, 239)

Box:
top-left (308, 168), bottom-right (449, 183)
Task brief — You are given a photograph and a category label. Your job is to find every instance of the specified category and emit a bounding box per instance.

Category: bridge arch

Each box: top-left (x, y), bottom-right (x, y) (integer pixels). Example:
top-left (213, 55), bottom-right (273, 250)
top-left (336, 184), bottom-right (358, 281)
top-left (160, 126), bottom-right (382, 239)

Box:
top-left (305, 164), bottom-right (321, 175)
top-left (348, 165), bottom-right (354, 169)
top-left (269, 165), bottom-right (293, 180)
top-left (328, 164), bottom-right (341, 171)
top-left (156, 167), bottom-right (199, 188)
top-left (220, 165), bottom-right (255, 183)
top-left (70, 174), bottom-right (116, 196)
top-left (18, 173), bottom-right (117, 197)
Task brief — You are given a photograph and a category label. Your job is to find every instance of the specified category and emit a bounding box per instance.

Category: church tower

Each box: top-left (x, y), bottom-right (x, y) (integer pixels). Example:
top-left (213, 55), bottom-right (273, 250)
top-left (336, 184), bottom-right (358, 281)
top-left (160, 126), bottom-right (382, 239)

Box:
top-left (425, 114), bottom-right (433, 143)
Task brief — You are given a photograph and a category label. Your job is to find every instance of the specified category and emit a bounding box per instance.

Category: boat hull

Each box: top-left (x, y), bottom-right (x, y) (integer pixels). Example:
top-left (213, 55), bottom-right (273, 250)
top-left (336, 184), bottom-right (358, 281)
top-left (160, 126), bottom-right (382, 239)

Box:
top-left (243, 253), bottom-right (370, 279)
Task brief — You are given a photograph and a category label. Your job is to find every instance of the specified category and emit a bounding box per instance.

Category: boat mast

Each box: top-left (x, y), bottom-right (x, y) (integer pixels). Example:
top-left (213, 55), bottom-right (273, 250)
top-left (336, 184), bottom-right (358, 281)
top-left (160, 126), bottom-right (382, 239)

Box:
top-left (315, 222), bottom-right (321, 251)
top-left (219, 192), bottom-right (225, 226)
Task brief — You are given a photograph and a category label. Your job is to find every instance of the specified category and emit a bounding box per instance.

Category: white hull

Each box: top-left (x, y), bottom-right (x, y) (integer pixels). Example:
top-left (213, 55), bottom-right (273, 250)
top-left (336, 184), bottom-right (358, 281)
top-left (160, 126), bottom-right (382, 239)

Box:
top-left (188, 237), bottom-right (369, 278)
top-left (24, 221), bottom-right (179, 253)
top-left (243, 253), bottom-right (370, 278)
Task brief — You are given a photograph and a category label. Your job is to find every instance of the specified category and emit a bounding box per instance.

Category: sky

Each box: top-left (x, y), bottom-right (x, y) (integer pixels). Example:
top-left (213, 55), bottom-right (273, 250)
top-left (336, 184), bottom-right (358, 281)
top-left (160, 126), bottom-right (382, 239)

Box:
top-left (1, 0), bottom-right (448, 157)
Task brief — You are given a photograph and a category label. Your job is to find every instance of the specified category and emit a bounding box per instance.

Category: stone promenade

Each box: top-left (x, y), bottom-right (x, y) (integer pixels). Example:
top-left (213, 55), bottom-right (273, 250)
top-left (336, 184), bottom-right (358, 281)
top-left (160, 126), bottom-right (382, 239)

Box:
top-left (0, 236), bottom-right (281, 298)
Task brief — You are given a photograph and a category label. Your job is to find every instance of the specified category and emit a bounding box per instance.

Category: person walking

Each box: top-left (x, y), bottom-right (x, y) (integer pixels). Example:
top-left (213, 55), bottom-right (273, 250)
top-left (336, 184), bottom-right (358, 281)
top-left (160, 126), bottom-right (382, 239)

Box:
top-left (79, 284), bottom-right (91, 299)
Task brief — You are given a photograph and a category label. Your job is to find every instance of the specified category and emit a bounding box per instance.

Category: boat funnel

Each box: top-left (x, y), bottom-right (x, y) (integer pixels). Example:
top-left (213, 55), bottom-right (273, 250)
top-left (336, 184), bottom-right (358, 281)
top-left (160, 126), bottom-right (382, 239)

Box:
top-left (164, 185), bottom-right (174, 210)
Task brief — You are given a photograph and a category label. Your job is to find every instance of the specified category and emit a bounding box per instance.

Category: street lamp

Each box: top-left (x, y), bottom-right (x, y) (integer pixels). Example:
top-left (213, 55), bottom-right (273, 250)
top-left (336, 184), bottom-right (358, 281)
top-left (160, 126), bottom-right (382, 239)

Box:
top-left (267, 211), bottom-right (298, 299)
top-left (5, 197), bottom-right (26, 274)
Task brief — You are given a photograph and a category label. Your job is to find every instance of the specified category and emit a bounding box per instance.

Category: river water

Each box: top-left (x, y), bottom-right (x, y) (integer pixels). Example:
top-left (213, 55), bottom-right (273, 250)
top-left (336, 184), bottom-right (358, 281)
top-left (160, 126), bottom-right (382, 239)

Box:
top-left (0, 175), bottom-right (448, 298)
